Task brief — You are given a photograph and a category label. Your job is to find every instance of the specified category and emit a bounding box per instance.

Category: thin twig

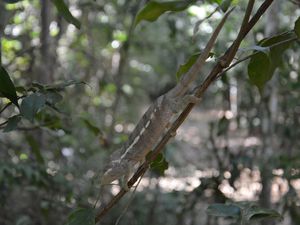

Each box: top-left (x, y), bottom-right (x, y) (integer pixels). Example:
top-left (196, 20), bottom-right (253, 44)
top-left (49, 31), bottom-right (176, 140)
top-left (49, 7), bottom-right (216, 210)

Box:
top-left (95, 0), bottom-right (274, 222)
top-left (216, 36), bottom-right (298, 79)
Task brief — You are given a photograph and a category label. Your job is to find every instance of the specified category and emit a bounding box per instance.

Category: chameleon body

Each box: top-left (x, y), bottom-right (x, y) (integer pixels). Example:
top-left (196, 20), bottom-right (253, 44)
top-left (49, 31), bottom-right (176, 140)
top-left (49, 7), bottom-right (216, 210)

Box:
top-left (101, 9), bottom-right (233, 187)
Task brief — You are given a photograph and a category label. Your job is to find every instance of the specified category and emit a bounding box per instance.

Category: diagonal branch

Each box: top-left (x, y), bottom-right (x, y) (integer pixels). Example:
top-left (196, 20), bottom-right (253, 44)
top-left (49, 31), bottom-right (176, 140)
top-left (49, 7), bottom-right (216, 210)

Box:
top-left (95, 0), bottom-right (274, 222)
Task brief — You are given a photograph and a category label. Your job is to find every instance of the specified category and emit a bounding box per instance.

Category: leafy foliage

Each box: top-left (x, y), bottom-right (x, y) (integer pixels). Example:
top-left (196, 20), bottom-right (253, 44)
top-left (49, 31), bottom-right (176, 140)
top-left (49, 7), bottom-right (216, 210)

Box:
top-left (294, 16), bottom-right (300, 38)
top-left (3, 115), bottom-right (21, 132)
top-left (248, 31), bottom-right (296, 92)
top-left (147, 153), bottom-right (169, 175)
top-left (0, 67), bottom-right (19, 107)
top-left (20, 93), bottom-right (46, 122)
top-left (51, 0), bottom-right (81, 29)
top-left (135, 0), bottom-right (196, 27)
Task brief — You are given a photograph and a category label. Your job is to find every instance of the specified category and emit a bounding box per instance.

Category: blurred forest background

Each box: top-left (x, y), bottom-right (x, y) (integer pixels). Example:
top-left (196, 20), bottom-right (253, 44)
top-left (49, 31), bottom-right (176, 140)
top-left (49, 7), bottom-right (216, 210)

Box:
top-left (0, 0), bottom-right (300, 225)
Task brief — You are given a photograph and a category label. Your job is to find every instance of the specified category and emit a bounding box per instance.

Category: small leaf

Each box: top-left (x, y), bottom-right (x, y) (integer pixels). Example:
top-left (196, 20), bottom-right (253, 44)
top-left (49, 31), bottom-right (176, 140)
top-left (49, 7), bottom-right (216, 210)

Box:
top-left (65, 208), bottom-right (95, 225)
top-left (206, 203), bottom-right (241, 218)
top-left (149, 153), bottom-right (169, 176)
top-left (248, 51), bottom-right (271, 93)
top-left (20, 93), bottom-right (46, 122)
top-left (244, 206), bottom-right (281, 221)
top-left (3, 115), bottom-right (21, 132)
top-left (220, 0), bottom-right (232, 12)
top-left (45, 90), bottom-right (63, 105)
top-left (51, 0), bottom-right (81, 29)
top-left (176, 52), bottom-right (214, 80)
top-left (176, 53), bottom-right (200, 81)
top-left (247, 31), bottom-right (295, 93)
top-left (135, 0), bottom-right (195, 27)
top-left (0, 67), bottom-right (19, 107)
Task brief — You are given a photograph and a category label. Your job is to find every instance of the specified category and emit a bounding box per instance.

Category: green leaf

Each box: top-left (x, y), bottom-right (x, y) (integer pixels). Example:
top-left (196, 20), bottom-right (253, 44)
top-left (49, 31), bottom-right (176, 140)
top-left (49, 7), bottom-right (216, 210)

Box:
top-left (244, 205), bottom-right (281, 221)
top-left (0, 67), bottom-right (19, 107)
top-left (20, 93), bottom-right (46, 122)
top-left (65, 208), bottom-right (95, 225)
top-left (51, 0), bottom-right (81, 29)
top-left (176, 52), bottom-right (213, 80)
top-left (206, 203), bottom-right (241, 218)
top-left (176, 52), bottom-right (200, 81)
top-left (82, 118), bottom-right (100, 136)
top-left (247, 31), bottom-right (295, 93)
top-left (3, 115), bottom-right (21, 132)
top-left (45, 90), bottom-right (63, 105)
top-left (26, 135), bottom-right (45, 164)
top-left (135, 0), bottom-right (195, 27)
top-left (248, 52), bottom-right (271, 93)
top-left (294, 16), bottom-right (300, 38)
top-left (220, 0), bottom-right (233, 12)
top-left (149, 153), bottom-right (169, 176)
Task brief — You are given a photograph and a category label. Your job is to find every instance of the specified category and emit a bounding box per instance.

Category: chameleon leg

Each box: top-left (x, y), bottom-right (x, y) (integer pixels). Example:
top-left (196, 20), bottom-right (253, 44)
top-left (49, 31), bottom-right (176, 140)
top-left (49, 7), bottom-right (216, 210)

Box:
top-left (120, 175), bottom-right (130, 191)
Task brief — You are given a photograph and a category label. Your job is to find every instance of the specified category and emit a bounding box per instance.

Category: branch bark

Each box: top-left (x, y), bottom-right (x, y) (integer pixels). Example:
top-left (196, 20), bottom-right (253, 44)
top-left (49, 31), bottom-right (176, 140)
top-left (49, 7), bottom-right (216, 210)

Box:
top-left (95, 0), bottom-right (274, 222)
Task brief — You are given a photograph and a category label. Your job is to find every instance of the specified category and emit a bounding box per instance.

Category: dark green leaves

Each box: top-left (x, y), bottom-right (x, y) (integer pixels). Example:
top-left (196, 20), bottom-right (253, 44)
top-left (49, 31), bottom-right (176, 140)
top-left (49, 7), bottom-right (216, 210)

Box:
top-left (0, 67), bottom-right (19, 107)
top-left (20, 93), bottom-right (46, 122)
top-left (51, 0), bottom-right (81, 29)
top-left (248, 51), bottom-right (271, 92)
top-left (294, 16), bottom-right (300, 38)
top-left (243, 205), bottom-right (281, 221)
top-left (65, 208), bottom-right (95, 225)
top-left (207, 203), bottom-right (241, 218)
top-left (176, 53), bottom-right (201, 81)
top-left (248, 32), bottom-right (296, 93)
top-left (176, 52), bottom-right (214, 81)
top-left (3, 115), bottom-right (21, 132)
top-left (148, 153), bottom-right (169, 175)
top-left (135, 1), bottom-right (195, 27)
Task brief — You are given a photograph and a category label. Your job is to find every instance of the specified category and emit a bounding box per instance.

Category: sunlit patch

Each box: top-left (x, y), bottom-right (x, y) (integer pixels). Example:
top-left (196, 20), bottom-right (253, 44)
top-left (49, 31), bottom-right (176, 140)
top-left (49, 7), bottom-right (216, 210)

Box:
top-left (111, 40), bottom-right (120, 49)
top-left (224, 171), bottom-right (231, 179)
top-left (86, 170), bottom-right (95, 179)
top-left (111, 184), bottom-right (121, 195)
top-left (19, 153), bottom-right (28, 160)
top-left (273, 169), bottom-right (284, 176)
top-left (115, 124), bottom-right (124, 133)
top-left (62, 147), bottom-right (74, 157)
top-left (244, 136), bottom-right (260, 147)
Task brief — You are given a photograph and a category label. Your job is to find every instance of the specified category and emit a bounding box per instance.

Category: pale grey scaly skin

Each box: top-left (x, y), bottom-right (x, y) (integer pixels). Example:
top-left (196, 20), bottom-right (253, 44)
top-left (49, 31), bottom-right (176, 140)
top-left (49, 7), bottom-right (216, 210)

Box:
top-left (100, 9), bottom-right (233, 188)
top-left (100, 95), bottom-right (177, 185)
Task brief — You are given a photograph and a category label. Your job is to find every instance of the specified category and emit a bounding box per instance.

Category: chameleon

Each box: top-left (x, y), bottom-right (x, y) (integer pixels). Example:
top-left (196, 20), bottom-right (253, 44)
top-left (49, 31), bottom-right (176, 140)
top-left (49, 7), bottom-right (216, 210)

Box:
top-left (100, 8), bottom-right (233, 189)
